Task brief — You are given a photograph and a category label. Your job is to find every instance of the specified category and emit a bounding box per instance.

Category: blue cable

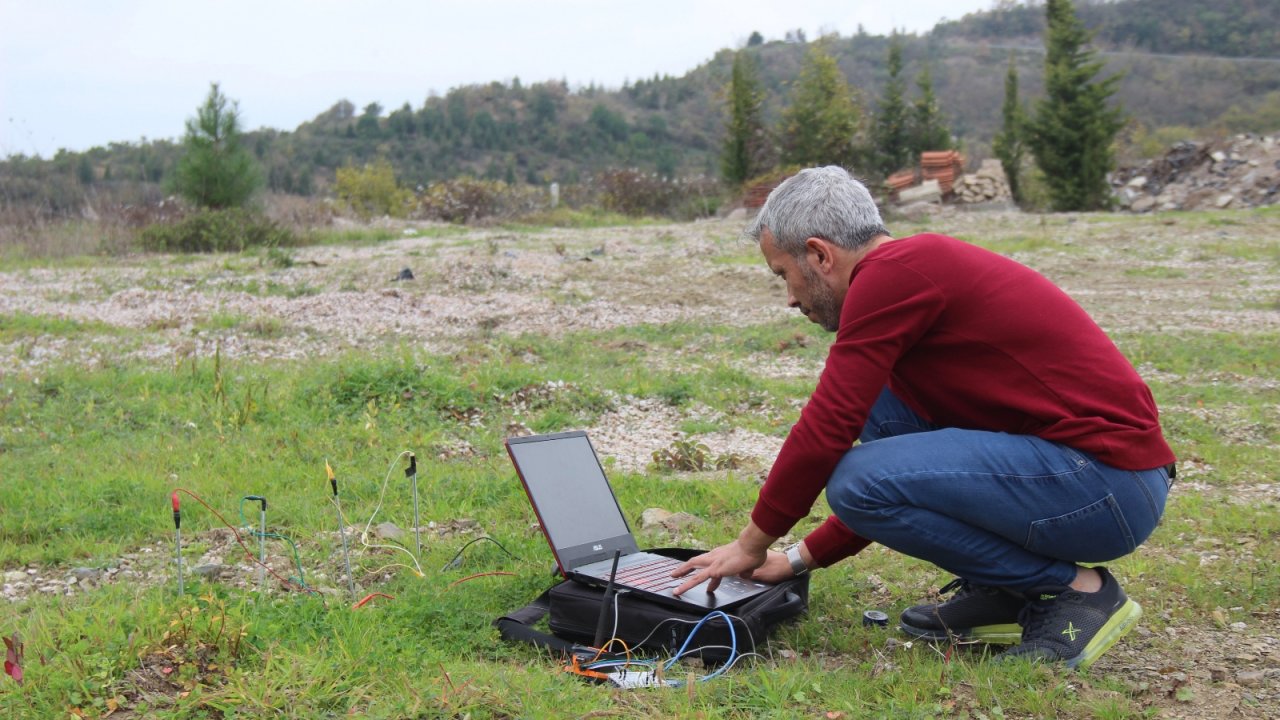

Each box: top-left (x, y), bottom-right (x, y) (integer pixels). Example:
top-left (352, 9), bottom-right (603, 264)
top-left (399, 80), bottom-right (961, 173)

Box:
top-left (663, 610), bottom-right (738, 681)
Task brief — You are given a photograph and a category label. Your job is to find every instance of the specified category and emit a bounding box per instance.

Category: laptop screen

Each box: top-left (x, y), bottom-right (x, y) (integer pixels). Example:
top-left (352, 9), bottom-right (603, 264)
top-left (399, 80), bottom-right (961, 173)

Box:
top-left (506, 432), bottom-right (633, 554)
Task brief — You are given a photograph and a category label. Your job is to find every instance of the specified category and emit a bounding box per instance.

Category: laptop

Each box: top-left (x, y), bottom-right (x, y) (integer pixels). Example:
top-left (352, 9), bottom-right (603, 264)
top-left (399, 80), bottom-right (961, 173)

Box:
top-left (505, 430), bottom-right (775, 611)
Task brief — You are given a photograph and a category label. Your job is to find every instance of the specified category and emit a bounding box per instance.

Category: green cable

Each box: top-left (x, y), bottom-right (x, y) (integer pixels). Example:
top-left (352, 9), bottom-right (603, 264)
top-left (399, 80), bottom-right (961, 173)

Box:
top-left (238, 497), bottom-right (309, 589)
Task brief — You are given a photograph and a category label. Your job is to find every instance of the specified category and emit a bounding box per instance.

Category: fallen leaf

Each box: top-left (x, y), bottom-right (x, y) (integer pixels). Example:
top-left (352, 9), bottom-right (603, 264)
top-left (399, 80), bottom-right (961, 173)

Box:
top-left (3, 632), bottom-right (22, 685)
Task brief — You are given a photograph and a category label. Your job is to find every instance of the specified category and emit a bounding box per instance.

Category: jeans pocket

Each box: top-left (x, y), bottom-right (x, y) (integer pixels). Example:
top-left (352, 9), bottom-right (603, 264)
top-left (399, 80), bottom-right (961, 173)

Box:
top-left (1024, 493), bottom-right (1137, 563)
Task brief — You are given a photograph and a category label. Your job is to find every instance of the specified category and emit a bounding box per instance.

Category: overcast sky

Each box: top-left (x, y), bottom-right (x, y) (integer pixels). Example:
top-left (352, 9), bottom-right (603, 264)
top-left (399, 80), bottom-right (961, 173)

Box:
top-left (1, 0), bottom-right (997, 159)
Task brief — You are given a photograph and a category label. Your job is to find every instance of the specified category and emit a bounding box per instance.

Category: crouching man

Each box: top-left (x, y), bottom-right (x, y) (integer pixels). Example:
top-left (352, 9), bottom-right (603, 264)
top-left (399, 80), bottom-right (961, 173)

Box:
top-left (673, 166), bottom-right (1174, 670)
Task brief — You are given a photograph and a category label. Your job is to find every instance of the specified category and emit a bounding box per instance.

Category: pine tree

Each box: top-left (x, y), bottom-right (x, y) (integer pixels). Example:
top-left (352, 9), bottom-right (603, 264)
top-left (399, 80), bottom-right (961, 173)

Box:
top-left (721, 49), bottom-right (771, 185)
top-left (780, 43), bottom-right (864, 169)
top-left (871, 36), bottom-right (911, 177)
top-left (908, 65), bottom-right (952, 155)
top-left (992, 54), bottom-right (1027, 203)
top-left (1028, 0), bottom-right (1126, 211)
top-left (171, 83), bottom-right (262, 209)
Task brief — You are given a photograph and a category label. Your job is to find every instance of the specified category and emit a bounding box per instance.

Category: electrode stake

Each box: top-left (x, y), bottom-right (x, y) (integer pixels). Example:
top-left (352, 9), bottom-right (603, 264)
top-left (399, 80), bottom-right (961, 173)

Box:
top-left (406, 454), bottom-right (421, 559)
top-left (328, 462), bottom-right (357, 601)
top-left (246, 496), bottom-right (268, 592)
top-left (172, 491), bottom-right (184, 596)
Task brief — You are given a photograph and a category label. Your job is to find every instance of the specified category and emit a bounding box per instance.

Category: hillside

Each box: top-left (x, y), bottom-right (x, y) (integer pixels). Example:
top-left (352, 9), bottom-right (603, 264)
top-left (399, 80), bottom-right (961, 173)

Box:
top-left (3, 0), bottom-right (1280, 218)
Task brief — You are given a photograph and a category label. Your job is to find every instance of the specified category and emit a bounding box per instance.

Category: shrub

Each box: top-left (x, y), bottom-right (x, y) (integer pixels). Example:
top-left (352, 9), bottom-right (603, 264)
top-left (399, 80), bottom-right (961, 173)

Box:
top-left (139, 208), bottom-right (296, 253)
top-left (596, 169), bottom-right (721, 219)
top-left (335, 160), bottom-right (413, 219)
top-left (416, 177), bottom-right (547, 224)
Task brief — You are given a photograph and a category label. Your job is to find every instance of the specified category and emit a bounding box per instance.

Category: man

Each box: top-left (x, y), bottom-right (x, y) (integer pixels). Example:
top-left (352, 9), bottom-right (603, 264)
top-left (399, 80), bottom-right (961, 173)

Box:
top-left (672, 166), bottom-right (1174, 670)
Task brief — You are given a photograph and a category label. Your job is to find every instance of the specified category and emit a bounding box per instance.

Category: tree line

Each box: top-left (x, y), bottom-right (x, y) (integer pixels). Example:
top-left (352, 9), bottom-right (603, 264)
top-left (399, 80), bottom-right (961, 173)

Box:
top-left (3, 0), bottom-right (1279, 222)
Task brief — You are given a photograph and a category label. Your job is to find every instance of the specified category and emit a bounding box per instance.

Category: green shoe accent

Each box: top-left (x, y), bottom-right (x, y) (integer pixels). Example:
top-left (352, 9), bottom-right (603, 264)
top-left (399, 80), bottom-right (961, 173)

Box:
top-left (1069, 599), bottom-right (1142, 670)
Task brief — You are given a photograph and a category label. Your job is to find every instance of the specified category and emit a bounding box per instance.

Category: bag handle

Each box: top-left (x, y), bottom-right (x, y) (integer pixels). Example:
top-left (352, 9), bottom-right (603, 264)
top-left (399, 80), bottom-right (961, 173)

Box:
top-left (494, 588), bottom-right (629, 661)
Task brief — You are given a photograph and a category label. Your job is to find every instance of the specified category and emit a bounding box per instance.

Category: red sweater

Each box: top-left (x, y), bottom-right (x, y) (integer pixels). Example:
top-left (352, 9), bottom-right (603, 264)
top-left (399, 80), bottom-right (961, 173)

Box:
top-left (752, 233), bottom-right (1175, 567)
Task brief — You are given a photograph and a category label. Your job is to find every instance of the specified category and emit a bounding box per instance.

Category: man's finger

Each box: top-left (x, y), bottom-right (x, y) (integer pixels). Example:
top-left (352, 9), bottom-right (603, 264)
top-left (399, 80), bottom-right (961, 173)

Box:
top-left (672, 572), bottom-right (707, 597)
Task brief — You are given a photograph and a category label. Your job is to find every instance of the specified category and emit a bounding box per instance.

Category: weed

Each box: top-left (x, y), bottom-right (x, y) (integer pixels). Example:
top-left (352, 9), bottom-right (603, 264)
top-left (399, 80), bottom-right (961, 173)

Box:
top-left (650, 438), bottom-right (744, 472)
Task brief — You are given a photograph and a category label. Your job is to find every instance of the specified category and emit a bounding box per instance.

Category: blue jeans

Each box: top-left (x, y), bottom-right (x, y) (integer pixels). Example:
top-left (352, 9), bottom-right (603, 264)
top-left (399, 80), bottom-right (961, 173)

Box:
top-left (825, 388), bottom-right (1171, 591)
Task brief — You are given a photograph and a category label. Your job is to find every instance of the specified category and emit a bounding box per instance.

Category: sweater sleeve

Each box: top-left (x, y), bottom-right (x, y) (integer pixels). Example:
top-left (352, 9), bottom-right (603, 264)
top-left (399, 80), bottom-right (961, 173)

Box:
top-left (803, 515), bottom-right (872, 567)
top-left (751, 257), bottom-right (947, 537)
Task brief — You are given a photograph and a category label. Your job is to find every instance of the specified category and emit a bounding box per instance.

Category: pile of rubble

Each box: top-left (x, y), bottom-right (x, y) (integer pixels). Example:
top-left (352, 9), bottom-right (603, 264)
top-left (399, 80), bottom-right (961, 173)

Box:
top-left (953, 159), bottom-right (1013, 204)
top-left (1111, 134), bottom-right (1280, 212)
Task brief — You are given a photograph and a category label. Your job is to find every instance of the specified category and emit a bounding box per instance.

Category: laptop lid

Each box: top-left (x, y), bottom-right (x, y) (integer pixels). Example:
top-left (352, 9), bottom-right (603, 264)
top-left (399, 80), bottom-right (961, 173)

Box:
top-left (505, 430), bottom-right (640, 575)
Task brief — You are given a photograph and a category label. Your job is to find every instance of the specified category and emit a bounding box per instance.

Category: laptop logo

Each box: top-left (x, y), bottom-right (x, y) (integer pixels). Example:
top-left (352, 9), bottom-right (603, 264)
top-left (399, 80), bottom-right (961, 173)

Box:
top-left (593, 544), bottom-right (604, 551)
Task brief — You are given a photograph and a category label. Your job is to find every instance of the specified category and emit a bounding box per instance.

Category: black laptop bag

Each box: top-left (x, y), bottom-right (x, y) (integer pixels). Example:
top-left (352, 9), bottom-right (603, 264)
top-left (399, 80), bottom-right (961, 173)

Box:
top-left (495, 548), bottom-right (809, 664)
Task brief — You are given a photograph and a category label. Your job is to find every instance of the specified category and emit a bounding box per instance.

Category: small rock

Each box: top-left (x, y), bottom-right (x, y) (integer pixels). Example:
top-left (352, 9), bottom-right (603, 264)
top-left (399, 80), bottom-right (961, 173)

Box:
top-left (640, 508), bottom-right (673, 529)
top-left (374, 522), bottom-right (405, 540)
top-left (71, 568), bottom-right (102, 583)
top-left (1237, 670), bottom-right (1266, 687)
top-left (1131, 196), bottom-right (1156, 213)
top-left (1209, 665), bottom-right (1229, 682)
top-left (3, 571), bottom-right (25, 583)
top-left (192, 564), bottom-right (230, 580)
top-left (394, 267), bottom-right (414, 281)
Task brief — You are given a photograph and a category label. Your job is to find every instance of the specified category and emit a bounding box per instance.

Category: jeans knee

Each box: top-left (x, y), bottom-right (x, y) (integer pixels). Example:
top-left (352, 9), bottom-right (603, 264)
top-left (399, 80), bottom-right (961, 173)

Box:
top-left (826, 464), bottom-right (882, 529)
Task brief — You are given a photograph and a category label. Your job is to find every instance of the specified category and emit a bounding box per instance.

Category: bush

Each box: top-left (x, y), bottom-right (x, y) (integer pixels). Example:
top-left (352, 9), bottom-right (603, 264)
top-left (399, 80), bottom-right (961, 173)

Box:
top-left (416, 177), bottom-right (547, 224)
top-left (335, 160), bottom-right (413, 219)
top-left (139, 208), bottom-right (296, 253)
top-left (595, 169), bottom-right (721, 219)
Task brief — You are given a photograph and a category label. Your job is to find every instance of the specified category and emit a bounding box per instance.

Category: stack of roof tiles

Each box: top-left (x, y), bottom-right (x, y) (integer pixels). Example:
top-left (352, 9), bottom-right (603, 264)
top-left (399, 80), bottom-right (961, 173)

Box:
top-left (919, 150), bottom-right (965, 196)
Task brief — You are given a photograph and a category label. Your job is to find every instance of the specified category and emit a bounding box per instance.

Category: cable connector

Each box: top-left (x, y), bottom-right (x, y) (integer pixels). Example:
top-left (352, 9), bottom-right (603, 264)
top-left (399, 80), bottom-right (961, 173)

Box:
top-left (606, 671), bottom-right (676, 689)
top-left (245, 495), bottom-right (267, 512)
top-left (404, 453), bottom-right (417, 478)
top-left (171, 490), bottom-right (181, 529)
top-left (326, 460), bottom-right (338, 497)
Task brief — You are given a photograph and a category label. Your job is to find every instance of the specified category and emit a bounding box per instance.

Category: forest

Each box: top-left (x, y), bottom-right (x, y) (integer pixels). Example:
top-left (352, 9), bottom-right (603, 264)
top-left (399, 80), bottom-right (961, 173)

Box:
top-left (2, 0), bottom-right (1279, 219)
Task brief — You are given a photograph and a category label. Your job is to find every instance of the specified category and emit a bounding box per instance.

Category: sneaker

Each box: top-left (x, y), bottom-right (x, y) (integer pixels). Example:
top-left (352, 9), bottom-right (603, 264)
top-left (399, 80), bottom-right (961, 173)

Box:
top-left (997, 567), bottom-right (1142, 671)
top-left (899, 578), bottom-right (1025, 644)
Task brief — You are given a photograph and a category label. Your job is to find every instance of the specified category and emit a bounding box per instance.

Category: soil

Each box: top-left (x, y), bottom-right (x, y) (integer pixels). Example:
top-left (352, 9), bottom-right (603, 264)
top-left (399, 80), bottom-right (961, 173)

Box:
top-left (2, 211), bottom-right (1278, 717)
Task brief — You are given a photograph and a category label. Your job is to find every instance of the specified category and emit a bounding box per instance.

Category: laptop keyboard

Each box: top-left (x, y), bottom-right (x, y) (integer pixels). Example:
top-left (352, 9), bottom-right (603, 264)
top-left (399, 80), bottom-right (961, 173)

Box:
top-left (610, 556), bottom-right (684, 591)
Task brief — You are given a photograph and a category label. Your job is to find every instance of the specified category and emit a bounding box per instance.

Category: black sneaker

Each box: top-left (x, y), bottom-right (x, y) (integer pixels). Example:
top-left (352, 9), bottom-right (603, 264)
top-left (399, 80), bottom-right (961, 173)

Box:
top-left (899, 578), bottom-right (1025, 644)
top-left (997, 567), bottom-right (1142, 670)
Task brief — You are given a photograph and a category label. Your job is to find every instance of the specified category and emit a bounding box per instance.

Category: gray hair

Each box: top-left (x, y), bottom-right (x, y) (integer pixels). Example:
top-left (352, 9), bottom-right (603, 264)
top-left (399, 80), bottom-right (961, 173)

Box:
top-left (746, 166), bottom-right (889, 256)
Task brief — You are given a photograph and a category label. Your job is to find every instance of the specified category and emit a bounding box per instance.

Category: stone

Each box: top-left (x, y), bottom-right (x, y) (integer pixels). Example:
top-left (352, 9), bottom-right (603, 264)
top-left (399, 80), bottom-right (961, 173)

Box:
top-left (192, 563), bottom-right (231, 580)
top-left (1216, 194), bottom-right (1235, 208)
top-left (374, 522), bottom-right (405, 540)
top-left (897, 180), bottom-right (942, 204)
top-left (1127, 176), bottom-right (1149, 188)
top-left (1131, 196), bottom-right (1157, 213)
top-left (640, 508), bottom-right (673, 529)
top-left (71, 568), bottom-right (102, 583)
top-left (1237, 670), bottom-right (1266, 687)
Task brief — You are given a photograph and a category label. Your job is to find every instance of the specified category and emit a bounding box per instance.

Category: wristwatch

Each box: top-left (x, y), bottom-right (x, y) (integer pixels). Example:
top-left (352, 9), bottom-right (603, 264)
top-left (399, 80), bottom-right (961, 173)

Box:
top-left (784, 542), bottom-right (810, 577)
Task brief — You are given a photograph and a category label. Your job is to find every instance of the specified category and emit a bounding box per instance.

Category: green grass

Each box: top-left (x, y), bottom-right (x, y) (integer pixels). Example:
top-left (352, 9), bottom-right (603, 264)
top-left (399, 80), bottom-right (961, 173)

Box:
top-left (2, 228), bottom-right (1277, 717)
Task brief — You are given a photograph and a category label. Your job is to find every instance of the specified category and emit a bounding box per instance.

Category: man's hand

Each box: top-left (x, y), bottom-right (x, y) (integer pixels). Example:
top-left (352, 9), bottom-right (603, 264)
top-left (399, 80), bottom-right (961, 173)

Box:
top-left (750, 549), bottom-right (799, 583)
top-left (671, 521), bottom-right (781, 596)
top-left (670, 539), bottom-right (767, 596)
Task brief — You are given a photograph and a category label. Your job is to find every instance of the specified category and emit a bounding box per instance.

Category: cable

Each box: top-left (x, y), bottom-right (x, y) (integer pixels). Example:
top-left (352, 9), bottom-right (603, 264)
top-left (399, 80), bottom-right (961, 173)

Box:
top-left (237, 497), bottom-right (309, 589)
top-left (446, 571), bottom-right (517, 589)
top-left (357, 451), bottom-right (425, 576)
top-left (440, 535), bottom-right (520, 572)
top-left (170, 488), bottom-right (322, 598)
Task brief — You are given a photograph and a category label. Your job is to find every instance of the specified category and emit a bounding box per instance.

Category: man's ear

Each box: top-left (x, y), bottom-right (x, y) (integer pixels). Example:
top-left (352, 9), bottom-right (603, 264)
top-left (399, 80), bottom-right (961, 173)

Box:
top-left (804, 237), bottom-right (833, 272)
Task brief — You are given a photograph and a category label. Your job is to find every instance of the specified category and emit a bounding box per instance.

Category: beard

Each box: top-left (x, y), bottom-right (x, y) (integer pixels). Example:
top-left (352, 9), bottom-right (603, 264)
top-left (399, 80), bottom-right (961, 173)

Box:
top-left (798, 262), bottom-right (842, 332)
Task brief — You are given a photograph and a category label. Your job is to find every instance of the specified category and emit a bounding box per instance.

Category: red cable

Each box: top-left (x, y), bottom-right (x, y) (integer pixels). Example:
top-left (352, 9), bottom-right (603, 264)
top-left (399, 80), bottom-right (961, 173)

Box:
top-left (447, 571), bottom-right (516, 589)
top-left (172, 488), bottom-right (323, 597)
top-left (352, 592), bottom-right (395, 609)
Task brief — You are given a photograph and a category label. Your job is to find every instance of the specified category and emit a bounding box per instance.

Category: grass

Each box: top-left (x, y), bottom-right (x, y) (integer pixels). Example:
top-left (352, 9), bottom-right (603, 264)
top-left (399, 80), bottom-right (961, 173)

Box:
top-left (1, 212), bottom-right (1278, 718)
